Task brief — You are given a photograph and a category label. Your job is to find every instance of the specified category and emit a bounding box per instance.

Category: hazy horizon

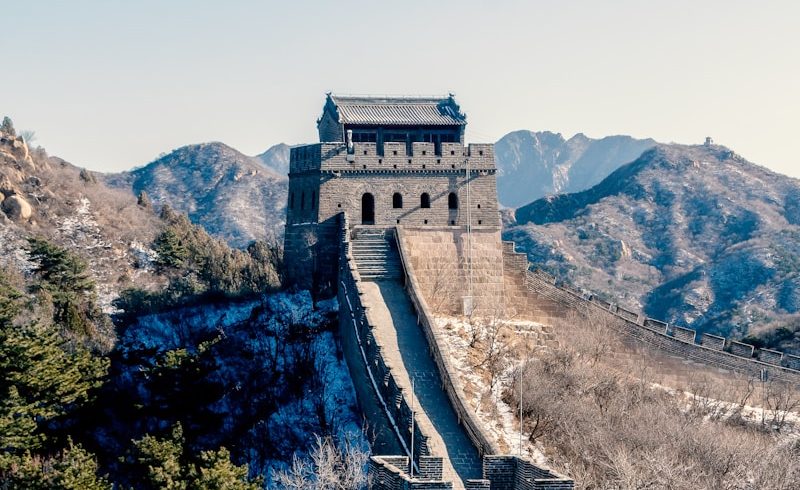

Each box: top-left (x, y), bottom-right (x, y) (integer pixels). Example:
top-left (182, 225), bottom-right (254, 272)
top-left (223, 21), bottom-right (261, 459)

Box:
top-left (2, 0), bottom-right (798, 178)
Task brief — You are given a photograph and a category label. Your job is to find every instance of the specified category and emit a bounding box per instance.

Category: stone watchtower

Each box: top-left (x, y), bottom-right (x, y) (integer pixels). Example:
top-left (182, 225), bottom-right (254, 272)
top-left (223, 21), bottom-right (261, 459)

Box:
top-left (284, 94), bottom-right (500, 293)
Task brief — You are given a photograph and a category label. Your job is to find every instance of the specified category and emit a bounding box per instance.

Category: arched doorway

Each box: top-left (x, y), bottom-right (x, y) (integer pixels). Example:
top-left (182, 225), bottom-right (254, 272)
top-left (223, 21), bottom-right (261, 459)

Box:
top-left (362, 193), bottom-right (375, 224)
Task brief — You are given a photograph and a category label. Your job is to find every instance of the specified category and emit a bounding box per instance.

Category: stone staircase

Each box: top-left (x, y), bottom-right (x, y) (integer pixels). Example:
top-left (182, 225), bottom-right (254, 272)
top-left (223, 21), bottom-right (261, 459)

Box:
top-left (351, 228), bottom-right (403, 281)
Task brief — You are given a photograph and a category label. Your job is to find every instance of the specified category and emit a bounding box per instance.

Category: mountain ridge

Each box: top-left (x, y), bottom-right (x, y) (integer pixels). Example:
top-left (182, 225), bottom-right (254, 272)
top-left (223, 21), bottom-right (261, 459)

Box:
top-left (495, 130), bottom-right (656, 207)
top-left (105, 141), bottom-right (289, 248)
top-left (506, 143), bottom-right (800, 348)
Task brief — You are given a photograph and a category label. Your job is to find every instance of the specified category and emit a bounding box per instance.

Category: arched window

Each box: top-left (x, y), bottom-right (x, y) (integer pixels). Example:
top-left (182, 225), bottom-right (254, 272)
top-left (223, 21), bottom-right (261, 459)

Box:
top-left (393, 193), bottom-right (403, 209)
top-left (290, 192), bottom-right (295, 209)
top-left (420, 193), bottom-right (430, 208)
top-left (300, 191), bottom-right (305, 210)
top-left (448, 192), bottom-right (458, 210)
top-left (311, 191), bottom-right (316, 210)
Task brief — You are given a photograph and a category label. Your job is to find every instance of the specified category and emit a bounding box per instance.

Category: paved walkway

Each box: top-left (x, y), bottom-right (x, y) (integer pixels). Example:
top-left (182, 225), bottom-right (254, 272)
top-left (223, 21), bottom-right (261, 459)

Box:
top-left (361, 280), bottom-right (482, 488)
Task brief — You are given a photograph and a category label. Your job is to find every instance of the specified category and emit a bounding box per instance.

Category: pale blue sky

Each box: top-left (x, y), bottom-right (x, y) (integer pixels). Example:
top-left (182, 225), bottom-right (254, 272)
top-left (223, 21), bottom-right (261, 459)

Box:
top-left (2, 0), bottom-right (798, 177)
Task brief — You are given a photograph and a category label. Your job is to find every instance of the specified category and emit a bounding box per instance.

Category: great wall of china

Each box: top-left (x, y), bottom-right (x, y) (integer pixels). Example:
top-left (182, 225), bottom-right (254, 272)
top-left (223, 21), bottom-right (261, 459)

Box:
top-left (284, 95), bottom-right (800, 489)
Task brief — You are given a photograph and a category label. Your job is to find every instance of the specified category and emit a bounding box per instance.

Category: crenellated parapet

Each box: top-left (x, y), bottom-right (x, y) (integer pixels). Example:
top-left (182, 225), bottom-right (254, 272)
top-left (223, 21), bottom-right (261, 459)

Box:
top-left (501, 240), bottom-right (800, 384)
top-left (289, 142), bottom-right (496, 175)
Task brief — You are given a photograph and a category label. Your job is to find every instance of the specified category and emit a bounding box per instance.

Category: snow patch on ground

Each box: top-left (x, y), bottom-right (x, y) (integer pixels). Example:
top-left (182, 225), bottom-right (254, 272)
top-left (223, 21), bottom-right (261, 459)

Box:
top-left (435, 316), bottom-right (550, 466)
top-left (651, 381), bottom-right (800, 439)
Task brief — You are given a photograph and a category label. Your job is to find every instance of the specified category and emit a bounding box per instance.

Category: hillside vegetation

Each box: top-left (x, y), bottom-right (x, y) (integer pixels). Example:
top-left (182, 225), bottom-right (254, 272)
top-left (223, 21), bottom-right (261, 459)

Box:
top-left (0, 118), bottom-right (363, 488)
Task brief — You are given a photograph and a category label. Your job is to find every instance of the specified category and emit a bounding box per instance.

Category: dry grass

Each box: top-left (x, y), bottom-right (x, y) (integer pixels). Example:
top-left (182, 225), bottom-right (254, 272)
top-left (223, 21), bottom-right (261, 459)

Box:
top-left (504, 311), bottom-right (800, 489)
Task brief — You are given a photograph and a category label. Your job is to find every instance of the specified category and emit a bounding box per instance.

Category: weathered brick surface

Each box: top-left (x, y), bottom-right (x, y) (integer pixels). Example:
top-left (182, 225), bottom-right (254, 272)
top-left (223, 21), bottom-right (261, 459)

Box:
top-left (784, 354), bottom-right (800, 370)
top-left (729, 341), bottom-right (755, 358)
top-left (699, 333), bottom-right (726, 350)
top-left (671, 326), bottom-right (697, 343)
top-left (399, 228), bottom-right (505, 316)
top-left (284, 140), bottom-right (501, 289)
top-left (483, 456), bottom-right (574, 490)
top-left (759, 348), bottom-right (783, 366)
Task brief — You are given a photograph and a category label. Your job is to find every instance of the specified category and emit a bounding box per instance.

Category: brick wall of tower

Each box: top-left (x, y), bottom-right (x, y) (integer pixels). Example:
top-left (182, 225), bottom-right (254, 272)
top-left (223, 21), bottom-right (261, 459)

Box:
top-left (283, 141), bottom-right (501, 293)
top-left (315, 142), bottom-right (500, 229)
top-left (317, 110), bottom-right (343, 142)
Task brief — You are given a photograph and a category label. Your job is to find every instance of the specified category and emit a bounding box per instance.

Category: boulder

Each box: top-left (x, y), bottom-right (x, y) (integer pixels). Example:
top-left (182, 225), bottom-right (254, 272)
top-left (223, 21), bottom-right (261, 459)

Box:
top-left (2, 194), bottom-right (32, 220)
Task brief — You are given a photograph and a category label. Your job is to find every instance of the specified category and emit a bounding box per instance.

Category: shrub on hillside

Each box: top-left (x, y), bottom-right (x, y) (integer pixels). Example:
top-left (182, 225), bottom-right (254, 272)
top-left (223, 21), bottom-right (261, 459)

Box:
top-left (114, 207), bottom-right (282, 320)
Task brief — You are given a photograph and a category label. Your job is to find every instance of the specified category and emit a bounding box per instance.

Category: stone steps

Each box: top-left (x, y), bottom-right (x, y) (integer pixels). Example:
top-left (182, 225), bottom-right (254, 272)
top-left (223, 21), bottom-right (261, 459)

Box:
top-left (351, 229), bottom-right (403, 281)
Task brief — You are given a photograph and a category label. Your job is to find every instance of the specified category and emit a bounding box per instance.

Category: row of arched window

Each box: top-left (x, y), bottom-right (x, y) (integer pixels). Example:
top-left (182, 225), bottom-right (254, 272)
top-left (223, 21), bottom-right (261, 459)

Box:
top-left (289, 190), bottom-right (316, 211)
top-left (392, 192), bottom-right (458, 210)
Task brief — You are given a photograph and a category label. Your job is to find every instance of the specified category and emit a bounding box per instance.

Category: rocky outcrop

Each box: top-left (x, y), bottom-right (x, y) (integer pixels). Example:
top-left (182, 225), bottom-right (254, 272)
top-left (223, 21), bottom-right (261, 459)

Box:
top-left (2, 194), bottom-right (32, 220)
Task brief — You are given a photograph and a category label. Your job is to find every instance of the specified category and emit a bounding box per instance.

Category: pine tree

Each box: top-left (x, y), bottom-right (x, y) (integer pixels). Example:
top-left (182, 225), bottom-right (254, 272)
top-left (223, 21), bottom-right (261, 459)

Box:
top-left (0, 321), bottom-right (107, 451)
top-left (0, 441), bottom-right (110, 489)
top-left (0, 270), bottom-right (107, 452)
top-left (130, 424), bottom-right (261, 490)
top-left (137, 190), bottom-right (152, 208)
top-left (26, 237), bottom-right (98, 336)
top-left (190, 447), bottom-right (262, 490)
top-left (154, 228), bottom-right (190, 270)
top-left (0, 116), bottom-right (15, 136)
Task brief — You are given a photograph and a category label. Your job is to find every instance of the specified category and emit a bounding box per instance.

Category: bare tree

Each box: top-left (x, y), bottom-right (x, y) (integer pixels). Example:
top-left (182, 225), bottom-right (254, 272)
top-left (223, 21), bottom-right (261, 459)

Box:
top-left (273, 434), bottom-right (369, 490)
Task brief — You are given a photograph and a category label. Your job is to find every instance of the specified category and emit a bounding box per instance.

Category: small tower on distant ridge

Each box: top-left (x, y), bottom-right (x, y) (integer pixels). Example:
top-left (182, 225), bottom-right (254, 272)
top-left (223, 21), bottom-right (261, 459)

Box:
top-left (704, 136), bottom-right (714, 147)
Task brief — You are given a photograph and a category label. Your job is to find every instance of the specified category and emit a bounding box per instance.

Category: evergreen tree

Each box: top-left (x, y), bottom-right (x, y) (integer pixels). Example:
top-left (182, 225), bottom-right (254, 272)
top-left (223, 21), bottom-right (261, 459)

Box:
top-left (0, 321), bottom-right (107, 451)
top-left (137, 190), bottom-right (152, 208)
top-left (130, 424), bottom-right (261, 490)
top-left (26, 237), bottom-right (99, 336)
top-left (191, 447), bottom-right (262, 490)
top-left (153, 228), bottom-right (190, 270)
top-left (0, 440), bottom-right (110, 489)
top-left (0, 116), bottom-right (15, 136)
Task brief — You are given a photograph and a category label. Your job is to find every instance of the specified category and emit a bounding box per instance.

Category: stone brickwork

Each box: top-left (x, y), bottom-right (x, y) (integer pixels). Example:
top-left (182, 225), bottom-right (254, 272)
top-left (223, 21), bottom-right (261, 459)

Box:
top-left (759, 348), bottom-right (783, 366)
top-left (511, 264), bottom-right (800, 384)
top-left (369, 455), bottom-right (574, 490)
top-left (398, 227), bottom-right (505, 316)
top-left (729, 341), bottom-right (755, 358)
top-left (672, 326), bottom-right (697, 343)
top-left (284, 140), bottom-right (500, 290)
top-left (785, 354), bottom-right (800, 370)
top-left (483, 456), bottom-right (575, 490)
top-left (337, 216), bottom-right (431, 464)
top-left (284, 95), bottom-right (500, 291)
top-left (699, 333), bottom-right (726, 350)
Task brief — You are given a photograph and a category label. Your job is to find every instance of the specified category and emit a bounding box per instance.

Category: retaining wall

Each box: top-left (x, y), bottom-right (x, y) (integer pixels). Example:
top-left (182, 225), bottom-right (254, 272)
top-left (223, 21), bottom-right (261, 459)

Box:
top-left (395, 227), bottom-right (499, 457)
top-left (395, 227), bottom-right (574, 489)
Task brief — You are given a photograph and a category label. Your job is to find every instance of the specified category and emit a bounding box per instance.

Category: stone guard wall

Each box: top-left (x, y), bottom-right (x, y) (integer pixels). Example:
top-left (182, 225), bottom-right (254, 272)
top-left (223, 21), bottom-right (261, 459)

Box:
top-left (394, 227), bottom-right (575, 489)
top-left (337, 215), bottom-right (431, 467)
top-left (399, 227), bottom-right (506, 316)
top-left (501, 240), bottom-right (800, 384)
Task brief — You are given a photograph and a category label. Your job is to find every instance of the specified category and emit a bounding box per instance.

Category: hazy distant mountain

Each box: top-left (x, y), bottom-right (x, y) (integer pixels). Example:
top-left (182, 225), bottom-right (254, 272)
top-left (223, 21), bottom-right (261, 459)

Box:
top-left (257, 143), bottom-right (290, 176)
top-left (495, 131), bottom-right (656, 207)
top-left (107, 142), bottom-right (288, 247)
top-left (506, 143), bottom-right (800, 347)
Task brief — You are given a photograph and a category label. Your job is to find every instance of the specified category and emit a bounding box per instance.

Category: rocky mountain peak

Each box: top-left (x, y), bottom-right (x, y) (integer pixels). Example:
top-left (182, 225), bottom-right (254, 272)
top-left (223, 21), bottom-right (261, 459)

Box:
top-left (106, 141), bottom-right (288, 248)
top-left (495, 130), bottom-right (656, 207)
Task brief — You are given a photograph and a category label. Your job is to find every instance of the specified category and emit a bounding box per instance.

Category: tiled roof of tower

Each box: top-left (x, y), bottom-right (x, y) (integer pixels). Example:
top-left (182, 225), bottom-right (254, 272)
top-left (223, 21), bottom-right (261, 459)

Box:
top-left (329, 95), bottom-right (467, 126)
